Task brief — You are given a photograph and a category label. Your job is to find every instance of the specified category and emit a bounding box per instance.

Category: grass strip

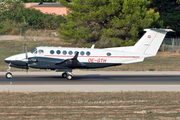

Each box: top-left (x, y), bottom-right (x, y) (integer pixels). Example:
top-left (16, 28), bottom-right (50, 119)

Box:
top-left (0, 92), bottom-right (180, 119)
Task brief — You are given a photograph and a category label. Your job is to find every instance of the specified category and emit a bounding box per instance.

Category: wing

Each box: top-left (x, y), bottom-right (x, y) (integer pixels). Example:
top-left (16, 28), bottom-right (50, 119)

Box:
top-left (55, 52), bottom-right (85, 68)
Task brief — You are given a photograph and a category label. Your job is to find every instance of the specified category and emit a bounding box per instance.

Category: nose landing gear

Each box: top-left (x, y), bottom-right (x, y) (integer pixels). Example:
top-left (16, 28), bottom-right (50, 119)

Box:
top-left (6, 72), bottom-right (12, 79)
top-left (6, 63), bottom-right (13, 79)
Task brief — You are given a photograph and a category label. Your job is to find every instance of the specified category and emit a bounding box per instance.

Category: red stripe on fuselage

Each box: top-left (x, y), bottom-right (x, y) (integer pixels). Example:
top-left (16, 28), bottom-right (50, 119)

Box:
top-left (44, 55), bottom-right (140, 58)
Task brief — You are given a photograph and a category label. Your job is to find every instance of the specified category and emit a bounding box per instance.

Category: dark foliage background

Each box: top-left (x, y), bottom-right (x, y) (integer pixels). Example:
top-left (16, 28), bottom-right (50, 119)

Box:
top-left (0, 1), bottom-right (66, 34)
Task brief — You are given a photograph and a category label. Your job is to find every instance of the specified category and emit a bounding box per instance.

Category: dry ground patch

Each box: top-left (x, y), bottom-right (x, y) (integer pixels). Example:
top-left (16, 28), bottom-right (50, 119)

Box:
top-left (0, 92), bottom-right (180, 119)
top-left (24, 29), bottom-right (59, 38)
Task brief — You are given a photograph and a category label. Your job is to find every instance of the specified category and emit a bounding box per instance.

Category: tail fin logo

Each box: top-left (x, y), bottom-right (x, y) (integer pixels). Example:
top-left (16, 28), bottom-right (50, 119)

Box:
top-left (148, 35), bottom-right (151, 38)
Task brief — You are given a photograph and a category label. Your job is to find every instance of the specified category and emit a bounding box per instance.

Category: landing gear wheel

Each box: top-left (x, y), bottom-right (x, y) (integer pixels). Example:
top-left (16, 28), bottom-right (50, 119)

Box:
top-left (62, 72), bottom-right (67, 78)
top-left (67, 75), bottom-right (73, 80)
top-left (6, 72), bottom-right (12, 79)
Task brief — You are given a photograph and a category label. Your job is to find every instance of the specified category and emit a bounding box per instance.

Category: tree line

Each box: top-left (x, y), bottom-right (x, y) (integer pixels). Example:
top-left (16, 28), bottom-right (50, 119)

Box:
top-left (59, 0), bottom-right (180, 47)
top-left (0, 0), bottom-right (65, 35)
top-left (150, 0), bottom-right (180, 37)
top-left (21, 0), bottom-right (59, 2)
top-left (0, 0), bottom-right (180, 47)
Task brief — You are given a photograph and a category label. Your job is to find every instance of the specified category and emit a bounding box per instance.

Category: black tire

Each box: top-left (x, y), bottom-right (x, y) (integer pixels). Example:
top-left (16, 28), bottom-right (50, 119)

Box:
top-left (67, 75), bottom-right (73, 80)
top-left (6, 72), bottom-right (12, 79)
top-left (62, 73), bottom-right (67, 78)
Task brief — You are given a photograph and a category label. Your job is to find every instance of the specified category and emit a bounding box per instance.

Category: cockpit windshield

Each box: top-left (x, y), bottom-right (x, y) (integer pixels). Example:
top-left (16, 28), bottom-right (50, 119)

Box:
top-left (31, 48), bottom-right (37, 53)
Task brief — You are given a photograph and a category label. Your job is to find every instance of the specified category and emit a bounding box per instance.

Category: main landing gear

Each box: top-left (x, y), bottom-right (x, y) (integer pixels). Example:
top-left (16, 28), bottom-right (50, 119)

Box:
top-left (62, 72), bottom-right (73, 80)
top-left (6, 63), bottom-right (12, 79)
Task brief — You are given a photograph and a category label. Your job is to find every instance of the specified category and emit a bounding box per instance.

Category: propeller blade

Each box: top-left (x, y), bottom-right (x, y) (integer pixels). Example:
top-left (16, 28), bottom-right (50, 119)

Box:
top-left (25, 46), bottom-right (28, 60)
top-left (25, 46), bottom-right (29, 73)
top-left (26, 63), bottom-right (29, 73)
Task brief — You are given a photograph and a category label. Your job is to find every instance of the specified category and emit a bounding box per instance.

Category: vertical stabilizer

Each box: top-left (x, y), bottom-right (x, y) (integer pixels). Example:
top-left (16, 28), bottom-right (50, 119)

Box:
top-left (131, 29), bottom-right (173, 56)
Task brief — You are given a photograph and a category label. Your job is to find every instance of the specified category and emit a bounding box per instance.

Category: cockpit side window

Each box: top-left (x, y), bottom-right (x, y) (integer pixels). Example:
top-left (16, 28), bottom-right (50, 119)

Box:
top-left (38, 49), bottom-right (44, 54)
top-left (31, 48), bottom-right (37, 54)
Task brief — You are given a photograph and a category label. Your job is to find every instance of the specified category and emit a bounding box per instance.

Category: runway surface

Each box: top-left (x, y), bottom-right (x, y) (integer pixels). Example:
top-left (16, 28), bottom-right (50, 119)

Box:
top-left (0, 71), bottom-right (180, 92)
top-left (1, 71), bottom-right (180, 84)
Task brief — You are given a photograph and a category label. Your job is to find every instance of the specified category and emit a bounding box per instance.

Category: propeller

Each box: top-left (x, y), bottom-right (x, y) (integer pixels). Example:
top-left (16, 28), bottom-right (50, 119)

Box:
top-left (25, 46), bottom-right (29, 73)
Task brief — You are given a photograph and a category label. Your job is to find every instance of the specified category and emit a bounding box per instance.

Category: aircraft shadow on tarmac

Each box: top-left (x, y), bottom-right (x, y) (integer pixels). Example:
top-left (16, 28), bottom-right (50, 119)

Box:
top-left (1, 75), bottom-right (180, 84)
top-left (33, 75), bottom-right (179, 78)
top-left (27, 75), bottom-right (180, 82)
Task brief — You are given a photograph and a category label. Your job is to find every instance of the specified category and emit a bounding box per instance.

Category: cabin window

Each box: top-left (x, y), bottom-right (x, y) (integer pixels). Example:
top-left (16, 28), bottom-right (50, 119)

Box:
top-left (63, 50), bottom-right (67, 55)
top-left (74, 51), bottom-right (78, 54)
top-left (56, 50), bottom-right (61, 54)
top-left (80, 51), bottom-right (84, 56)
top-left (107, 52), bottom-right (111, 56)
top-left (86, 51), bottom-right (91, 56)
top-left (50, 50), bottom-right (54, 55)
top-left (69, 51), bottom-right (73, 55)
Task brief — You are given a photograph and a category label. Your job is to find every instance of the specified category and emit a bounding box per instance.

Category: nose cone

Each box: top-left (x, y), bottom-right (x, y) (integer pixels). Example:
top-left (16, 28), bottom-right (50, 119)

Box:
top-left (4, 53), bottom-right (27, 66)
top-left (5, 57), bottom-right (12, 63)
top-left (5, 53), bottom-right (25, 63)
top-left (5, 53), bottom-right (32, 66)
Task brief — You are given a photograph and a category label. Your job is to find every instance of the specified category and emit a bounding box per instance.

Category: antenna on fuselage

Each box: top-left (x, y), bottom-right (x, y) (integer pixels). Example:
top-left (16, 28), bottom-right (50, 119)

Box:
top-left (91, 44), bottom-right (95, 49)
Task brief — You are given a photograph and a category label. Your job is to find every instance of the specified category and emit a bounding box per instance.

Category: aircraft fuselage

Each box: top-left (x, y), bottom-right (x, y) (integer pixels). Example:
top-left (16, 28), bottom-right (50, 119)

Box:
top-left (5, 47), bottom-right (143, 70)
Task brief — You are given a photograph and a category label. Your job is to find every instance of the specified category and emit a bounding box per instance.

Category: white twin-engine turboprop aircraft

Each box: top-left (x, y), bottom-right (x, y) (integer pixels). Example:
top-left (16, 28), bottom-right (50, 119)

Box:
top-left (5, 28), bottom-right (173, 80)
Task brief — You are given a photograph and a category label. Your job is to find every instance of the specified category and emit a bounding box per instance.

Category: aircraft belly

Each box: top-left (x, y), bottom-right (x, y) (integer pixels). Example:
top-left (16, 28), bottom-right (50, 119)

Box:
top-left (27, 56), bottom-right (143, 69)
top-left (28, 57), bottom-right (67, 69)
top-left (121, 58), bottom-right (144, 64)
top-left (83, 63), bottom-right (121, 68)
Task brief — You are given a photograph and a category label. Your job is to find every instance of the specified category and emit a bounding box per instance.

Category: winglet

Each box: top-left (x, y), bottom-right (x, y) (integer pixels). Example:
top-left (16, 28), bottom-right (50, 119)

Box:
top-left (72, 52), bottom-right (79, 60)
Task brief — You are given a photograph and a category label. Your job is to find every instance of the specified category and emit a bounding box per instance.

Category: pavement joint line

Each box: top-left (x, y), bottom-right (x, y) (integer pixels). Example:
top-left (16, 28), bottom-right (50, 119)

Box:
top-left (1, 85), bottom-right (180, 92)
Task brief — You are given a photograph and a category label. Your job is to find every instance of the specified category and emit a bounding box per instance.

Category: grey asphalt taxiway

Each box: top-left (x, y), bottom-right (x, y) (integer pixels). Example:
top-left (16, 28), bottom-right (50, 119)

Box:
top-left (0, 71), bottom-right (180, 92)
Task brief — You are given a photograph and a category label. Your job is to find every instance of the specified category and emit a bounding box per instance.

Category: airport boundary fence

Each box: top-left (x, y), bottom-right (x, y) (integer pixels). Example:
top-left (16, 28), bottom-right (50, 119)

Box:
top-left (160, 38), bottom-right (180, 52)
